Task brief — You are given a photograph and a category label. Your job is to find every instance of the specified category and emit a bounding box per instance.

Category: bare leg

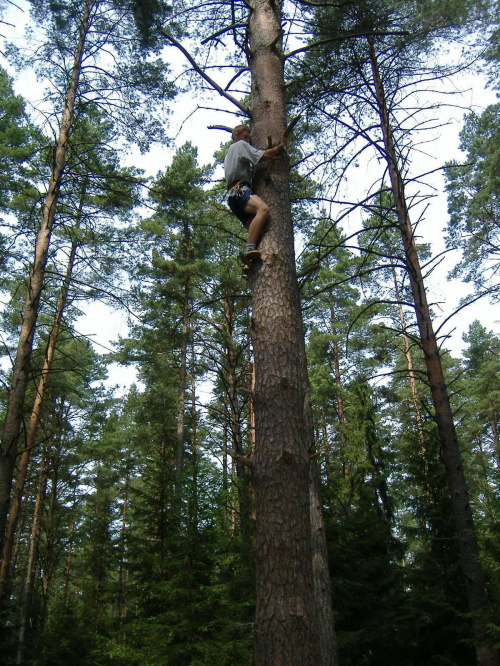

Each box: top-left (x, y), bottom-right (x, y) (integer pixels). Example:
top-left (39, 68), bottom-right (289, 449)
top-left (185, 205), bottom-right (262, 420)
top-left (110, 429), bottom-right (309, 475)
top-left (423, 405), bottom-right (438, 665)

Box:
top-left (244, 194), bottom-right (269, 246)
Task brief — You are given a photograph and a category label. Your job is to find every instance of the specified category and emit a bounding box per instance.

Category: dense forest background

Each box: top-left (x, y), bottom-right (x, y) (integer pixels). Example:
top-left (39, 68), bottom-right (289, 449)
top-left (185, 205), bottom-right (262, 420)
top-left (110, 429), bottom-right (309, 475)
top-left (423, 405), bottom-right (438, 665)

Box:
top-left (0, 0), bottom-right (499, 664)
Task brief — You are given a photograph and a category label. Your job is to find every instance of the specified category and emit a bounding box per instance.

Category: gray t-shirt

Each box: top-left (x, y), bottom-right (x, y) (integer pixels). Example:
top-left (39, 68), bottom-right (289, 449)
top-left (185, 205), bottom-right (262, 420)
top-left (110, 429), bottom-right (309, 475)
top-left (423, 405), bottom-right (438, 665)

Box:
top-left (224, 140), bottom-right (264, 188)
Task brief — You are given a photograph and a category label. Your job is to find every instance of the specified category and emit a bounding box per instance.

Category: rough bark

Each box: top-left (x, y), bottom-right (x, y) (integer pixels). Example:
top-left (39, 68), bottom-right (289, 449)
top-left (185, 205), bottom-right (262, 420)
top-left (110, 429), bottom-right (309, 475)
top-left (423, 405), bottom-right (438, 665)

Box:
top-left (0, 0), bottom-right (94, 551)
top-left (368, 36), bottom-right (499, 666)
top-left (248, 0), bottom-right (336, 662)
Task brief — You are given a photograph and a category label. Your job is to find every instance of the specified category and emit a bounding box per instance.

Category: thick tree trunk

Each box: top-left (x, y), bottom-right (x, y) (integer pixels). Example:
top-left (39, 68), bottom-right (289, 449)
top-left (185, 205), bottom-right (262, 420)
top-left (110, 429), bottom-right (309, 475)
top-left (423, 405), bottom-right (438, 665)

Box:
top-left (248, 1), bottom-right (336, 662)
top-left (0, 0), bottom-right (94, 551)
top-left (368, 36), bottom-right (499, 666)
top-left (0, 241), bottom-right (77, 605)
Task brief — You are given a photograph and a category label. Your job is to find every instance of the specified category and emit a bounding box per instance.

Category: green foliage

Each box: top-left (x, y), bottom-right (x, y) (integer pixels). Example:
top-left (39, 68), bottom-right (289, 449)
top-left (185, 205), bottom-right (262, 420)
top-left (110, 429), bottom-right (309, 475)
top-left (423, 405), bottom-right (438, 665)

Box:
top-left (2, 1), bottom-right (500, 663)
top-left (446, 104), bottom-right (500, 297)
top-left (0, 67), bottom-right (39, 210)
top-left (11, 0), bottom-right (176, 151)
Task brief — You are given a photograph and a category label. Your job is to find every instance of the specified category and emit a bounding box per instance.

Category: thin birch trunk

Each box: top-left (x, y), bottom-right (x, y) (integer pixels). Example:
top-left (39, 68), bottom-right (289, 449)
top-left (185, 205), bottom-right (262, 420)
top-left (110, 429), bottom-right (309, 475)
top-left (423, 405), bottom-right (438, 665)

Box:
top-left (247, 337), bottom-right (256, 523)
top-left (392, 270), bottom-right (431, 548)
top-left (247, 350), bottom-right (256, 454)
top-left (0, 0), bottom-right (94, 550)
top-left (231, 456), bottom-right (237, 536)
top-left (122, 568), bottom-right (129, 645)
top-left (368, 35), bottom-right (499, 666)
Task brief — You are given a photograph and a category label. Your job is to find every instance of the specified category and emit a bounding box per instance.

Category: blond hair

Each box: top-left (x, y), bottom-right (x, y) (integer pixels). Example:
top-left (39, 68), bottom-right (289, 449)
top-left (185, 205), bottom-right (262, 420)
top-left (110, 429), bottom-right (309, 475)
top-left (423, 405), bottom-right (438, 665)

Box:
top-left (232, 124), bottom-right (250, 141)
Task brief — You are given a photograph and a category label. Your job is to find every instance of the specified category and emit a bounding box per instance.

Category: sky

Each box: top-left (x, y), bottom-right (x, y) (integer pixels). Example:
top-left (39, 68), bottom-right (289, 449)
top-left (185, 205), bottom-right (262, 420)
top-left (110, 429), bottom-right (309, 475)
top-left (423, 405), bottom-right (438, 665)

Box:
top-left (0, 0), bottom-right (499, 395)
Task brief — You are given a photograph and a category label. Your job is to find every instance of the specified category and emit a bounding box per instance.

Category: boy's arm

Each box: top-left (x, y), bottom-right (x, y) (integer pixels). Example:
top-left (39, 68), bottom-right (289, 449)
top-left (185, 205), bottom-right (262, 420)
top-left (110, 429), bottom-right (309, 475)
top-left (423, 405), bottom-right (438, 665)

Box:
top-left (261, 136), bottom-right (288, 162)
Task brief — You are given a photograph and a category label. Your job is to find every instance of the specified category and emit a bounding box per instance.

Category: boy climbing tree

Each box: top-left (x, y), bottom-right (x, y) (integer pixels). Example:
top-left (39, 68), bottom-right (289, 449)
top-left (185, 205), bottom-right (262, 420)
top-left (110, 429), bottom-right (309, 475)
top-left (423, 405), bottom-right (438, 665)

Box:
top-left (130, 1), bottom-right (338, 661)
top-left (224, 124), bottom-right (287, 267)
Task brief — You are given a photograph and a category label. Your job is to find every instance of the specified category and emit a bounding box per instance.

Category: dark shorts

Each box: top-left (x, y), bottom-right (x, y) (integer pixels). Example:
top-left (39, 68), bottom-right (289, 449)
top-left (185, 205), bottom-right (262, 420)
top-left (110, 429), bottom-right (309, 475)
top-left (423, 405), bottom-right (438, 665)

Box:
top-left (227, 182), bottom-right (253, 226)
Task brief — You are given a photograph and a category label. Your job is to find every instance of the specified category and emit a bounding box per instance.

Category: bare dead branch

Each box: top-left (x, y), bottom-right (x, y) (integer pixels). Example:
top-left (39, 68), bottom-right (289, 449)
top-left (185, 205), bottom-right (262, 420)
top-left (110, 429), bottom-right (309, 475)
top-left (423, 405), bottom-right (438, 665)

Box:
top-left (156, 24), bottom-right (251, 118)
top-left (285, 31), bottom-right (409, 60)
top-left (208, 124), bottom-right (233, 133)
top-left (201, 22), bottom-right (247, 45)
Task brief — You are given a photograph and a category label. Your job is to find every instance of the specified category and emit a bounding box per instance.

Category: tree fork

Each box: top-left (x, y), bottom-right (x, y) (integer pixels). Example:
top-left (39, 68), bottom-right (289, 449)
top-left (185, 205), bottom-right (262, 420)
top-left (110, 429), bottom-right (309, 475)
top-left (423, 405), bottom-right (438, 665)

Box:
top-left (367, 35), bottom-right (499, 666)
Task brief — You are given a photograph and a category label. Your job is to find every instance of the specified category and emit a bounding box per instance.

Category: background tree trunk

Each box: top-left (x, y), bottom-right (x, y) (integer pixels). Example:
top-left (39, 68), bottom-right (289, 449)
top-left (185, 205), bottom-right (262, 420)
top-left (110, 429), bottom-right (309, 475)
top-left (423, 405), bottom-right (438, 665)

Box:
top-left (0, 240), bottom-right (77, 605)
top-left (0, 0), bottom-right (94, 551)
top-left (16, 452), bottom-right (47, 665)
top-left (223, 290), bottom-right (252, 543)
top-left (368, 35), bottom-right (499, 666)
